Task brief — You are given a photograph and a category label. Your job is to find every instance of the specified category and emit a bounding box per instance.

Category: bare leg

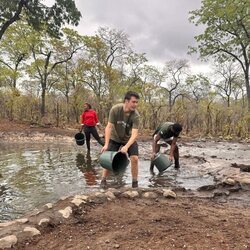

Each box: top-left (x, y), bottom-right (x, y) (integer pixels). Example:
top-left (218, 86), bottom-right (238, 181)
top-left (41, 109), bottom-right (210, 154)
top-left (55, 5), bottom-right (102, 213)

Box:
top-left (102, 169), bottom-right (109, 178)
top-left (130, 155), bottom-right (138, 180)
top-left (100, 169), bottom-right (109, 188)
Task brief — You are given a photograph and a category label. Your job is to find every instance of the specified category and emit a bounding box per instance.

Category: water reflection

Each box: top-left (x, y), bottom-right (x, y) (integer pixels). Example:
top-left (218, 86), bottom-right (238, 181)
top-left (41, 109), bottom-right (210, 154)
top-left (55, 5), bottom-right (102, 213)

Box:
top-left (76, 153), bottom-right (97, 186)
top-left (1, 141), bottom-right (232, 222)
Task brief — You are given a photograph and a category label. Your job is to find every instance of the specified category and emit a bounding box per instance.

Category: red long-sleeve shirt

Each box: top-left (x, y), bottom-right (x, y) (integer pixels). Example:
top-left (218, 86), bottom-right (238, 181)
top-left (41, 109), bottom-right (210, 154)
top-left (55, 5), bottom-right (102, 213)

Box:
top-left (81, 109), bottom-right (99, 126)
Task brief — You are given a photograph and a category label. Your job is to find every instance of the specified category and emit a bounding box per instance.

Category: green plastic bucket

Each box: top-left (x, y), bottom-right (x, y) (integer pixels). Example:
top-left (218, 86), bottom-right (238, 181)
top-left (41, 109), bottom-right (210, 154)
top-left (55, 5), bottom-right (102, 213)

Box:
top-left (99, 151), bottom-right (129, 173)
top-left (75, 132), bottom-right (85, 146)
top-left (152, 153), bottom-right (173, 172)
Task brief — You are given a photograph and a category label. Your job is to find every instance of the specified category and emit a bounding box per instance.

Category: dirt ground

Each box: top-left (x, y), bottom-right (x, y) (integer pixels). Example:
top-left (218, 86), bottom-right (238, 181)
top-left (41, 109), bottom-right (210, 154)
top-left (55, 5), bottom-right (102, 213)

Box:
top-left (1, 119), bottom-right (250, 249)
top-left (12, 196), bottom-right (250, 250)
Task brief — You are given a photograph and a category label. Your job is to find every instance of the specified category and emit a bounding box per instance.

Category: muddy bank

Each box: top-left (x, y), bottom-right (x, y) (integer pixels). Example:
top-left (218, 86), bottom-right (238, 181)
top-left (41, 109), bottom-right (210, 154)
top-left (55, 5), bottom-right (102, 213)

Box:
top-left (0, 187), bottom-right (249, 249)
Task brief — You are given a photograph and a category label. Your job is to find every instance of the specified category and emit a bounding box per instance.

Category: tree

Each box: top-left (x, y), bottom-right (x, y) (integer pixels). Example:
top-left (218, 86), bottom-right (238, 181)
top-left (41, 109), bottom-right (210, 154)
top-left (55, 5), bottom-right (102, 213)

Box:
top-left (189, 0), bottom-right (250, 111)
top-left (185, 74), bottom-right (210, 104)
top-left (97, 27), bottom-right (132, 104)
top-left (26, 27), bottom-right (83, 117)
top-left (0, 21), bottom-right (31, 90)
top-left (162, 59), bottom-right (189, 117)
top-left (0, 0), bottom-right (81, 40)
top-left (213, 61), bottom-right (242, 107)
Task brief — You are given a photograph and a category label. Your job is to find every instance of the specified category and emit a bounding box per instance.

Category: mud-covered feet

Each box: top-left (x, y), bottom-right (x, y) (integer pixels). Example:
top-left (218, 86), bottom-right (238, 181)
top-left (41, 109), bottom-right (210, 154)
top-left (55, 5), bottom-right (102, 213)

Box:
top-left (150, 163), bottom-right (155, 175)
top-left (132, 180), bottom-right (138, 188)
top-left (100, 179), bottom-right (107, 189)
top-left (174, 163), bottom-right (180, 169)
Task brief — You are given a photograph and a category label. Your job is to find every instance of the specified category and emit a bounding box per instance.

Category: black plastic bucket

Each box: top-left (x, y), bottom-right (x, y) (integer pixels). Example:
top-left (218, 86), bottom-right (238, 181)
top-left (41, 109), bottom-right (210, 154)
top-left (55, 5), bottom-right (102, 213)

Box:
top-left (75, 132), bottom-right (85, 146)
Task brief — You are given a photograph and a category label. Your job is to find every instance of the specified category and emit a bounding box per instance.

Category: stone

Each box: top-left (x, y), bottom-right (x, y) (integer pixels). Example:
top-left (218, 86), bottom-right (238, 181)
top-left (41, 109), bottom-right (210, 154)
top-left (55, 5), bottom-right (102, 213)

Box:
top-left (0, 235), bottom-right (17, 249)
top-left (143, 192), bottom-right (158, 199)
top-left (58, 206), bottom-right (72, 218)
top-left (105, 191), bottom-right (116, 200)
top-left (223, 178), bottom-right (236, 186)
top-left (122, 191), bottom-right (139, 198)
top-left (71, 197), bottom-right (87, 206)
top-left (38, 218), bottom-right (50, 226)
top-left (238, 177), bottom-right (250, 191)
top-left (0, 221), bottom-right (16, 228)
top-left (16, 218), bottom-right (28, 224)
top-left (23, 227), bottom-right (41, 236)
top-left (44, 203), bottom-right (53, 209)
top-left (163, 189), bottom-right (177, 199)
top-left (74, 195), bottom-right (89, 200)
top-left (213, 190), bottom-right (230, 197)
top-left (94, 192), bottom-right (106, 198)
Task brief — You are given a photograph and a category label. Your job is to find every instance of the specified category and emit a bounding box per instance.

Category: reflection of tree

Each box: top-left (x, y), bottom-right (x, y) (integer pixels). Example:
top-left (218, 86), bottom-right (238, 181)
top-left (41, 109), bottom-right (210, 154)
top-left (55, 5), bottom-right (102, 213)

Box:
top-left (75, 153), bottom-right (97, 186)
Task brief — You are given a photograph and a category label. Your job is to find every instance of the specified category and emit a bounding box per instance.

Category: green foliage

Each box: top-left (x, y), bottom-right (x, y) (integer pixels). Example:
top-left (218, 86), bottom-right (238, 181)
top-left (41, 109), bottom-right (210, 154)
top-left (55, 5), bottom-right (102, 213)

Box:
top-left (189, 0), bottom-right (249, 60)
top-left (189, 0), bottom-right (250, 110)
top-left (0, 0), bottom-right (81, 39)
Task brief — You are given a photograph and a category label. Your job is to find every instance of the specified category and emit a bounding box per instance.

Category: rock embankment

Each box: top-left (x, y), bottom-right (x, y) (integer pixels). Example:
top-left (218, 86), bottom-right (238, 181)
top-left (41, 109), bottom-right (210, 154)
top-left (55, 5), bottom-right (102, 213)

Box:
top-left (0, 187), bottom-right (177, 249)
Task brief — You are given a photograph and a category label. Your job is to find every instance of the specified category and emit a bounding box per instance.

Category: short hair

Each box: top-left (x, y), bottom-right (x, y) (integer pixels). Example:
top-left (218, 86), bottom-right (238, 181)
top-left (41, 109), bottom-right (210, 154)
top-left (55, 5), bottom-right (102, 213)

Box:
top-left (173, 123), bottom-right (182, 133)
top-left (85, 102), bottom-right (91, 109)
top-left (124, 91), bottom-right (140, 102)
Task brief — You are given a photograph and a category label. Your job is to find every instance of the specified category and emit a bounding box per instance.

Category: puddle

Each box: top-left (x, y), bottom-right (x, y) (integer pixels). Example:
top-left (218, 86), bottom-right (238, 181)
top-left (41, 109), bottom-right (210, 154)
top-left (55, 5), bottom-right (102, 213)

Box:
top-left (0, 140), bottom-right (249, 222)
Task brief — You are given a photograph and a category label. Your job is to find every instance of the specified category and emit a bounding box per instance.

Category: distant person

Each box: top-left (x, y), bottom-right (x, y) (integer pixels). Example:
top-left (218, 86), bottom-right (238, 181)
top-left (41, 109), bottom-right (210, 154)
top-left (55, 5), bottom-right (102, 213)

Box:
top-left (100, 91), bottom-right (140, 188)
top-left (150, 122), bottom-right (182, 174)
top-left (80, 103), bottom-right (104, 151)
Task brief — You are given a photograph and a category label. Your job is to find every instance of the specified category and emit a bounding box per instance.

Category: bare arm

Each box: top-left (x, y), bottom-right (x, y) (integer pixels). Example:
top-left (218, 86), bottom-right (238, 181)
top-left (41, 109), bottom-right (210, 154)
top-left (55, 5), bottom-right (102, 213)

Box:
top-left (169, 137), bottom-right (178, 161)
top-left (101, 122), bottom-right (112, 152)
top-left (152, 134), bottom-right (161, 154)
top-left (79, 114), bottom-right (84, 132)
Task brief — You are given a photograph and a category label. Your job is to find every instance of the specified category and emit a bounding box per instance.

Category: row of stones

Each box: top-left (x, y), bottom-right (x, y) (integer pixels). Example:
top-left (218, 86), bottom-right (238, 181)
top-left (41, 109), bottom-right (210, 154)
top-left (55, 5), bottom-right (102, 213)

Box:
top-left (0, 188), bottom-right (176, 249)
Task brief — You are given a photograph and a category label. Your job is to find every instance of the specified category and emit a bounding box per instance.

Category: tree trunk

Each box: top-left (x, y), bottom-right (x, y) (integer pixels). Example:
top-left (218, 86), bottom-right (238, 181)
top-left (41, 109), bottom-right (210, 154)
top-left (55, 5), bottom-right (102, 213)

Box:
top-left (66, 94), bottom-right (70, 123)
top-left (41, 88), bottom-right (46, 117)
top-left (168, 91), bottom-right (172, 120)
top-left (245, 73), bottom-right (250, 111)
top-left (56, 102), bottom-right (60, 127)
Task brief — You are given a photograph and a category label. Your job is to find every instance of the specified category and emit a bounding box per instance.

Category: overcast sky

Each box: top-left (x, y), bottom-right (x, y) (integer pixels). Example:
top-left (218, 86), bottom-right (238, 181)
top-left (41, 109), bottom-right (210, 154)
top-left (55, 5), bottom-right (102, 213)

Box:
top-left (47, 0), bottom-right (209, 73)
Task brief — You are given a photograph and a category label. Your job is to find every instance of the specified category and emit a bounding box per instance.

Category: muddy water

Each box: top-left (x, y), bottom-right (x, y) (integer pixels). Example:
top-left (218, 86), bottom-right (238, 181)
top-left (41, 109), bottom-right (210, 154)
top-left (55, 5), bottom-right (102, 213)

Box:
top-left (0, 140), bottom-right (249, 222)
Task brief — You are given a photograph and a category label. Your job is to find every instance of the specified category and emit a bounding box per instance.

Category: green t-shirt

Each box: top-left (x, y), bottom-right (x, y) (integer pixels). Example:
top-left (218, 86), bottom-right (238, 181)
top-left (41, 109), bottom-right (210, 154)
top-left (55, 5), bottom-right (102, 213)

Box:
top-left (154, 122), bottom-right (180, 139)
top-left (109, 103), bottom-right (140, 143)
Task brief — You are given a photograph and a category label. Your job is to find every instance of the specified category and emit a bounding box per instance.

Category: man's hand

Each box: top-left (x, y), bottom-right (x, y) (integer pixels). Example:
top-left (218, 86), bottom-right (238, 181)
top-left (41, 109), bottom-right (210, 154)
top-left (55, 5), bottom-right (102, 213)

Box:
top-left (169, 154), bottom-right (174, 161)
top-left (151, 153), bottom-right (156, 160)
top-left (101, 144), bottom-right (109, 153)
top-left (120, 145), bottom-right (128, 154)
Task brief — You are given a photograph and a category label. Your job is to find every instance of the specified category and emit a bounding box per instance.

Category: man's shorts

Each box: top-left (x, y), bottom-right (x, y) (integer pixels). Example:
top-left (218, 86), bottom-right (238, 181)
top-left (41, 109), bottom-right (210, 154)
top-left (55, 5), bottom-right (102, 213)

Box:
top-left (108, 139), bottom-right (138, 156)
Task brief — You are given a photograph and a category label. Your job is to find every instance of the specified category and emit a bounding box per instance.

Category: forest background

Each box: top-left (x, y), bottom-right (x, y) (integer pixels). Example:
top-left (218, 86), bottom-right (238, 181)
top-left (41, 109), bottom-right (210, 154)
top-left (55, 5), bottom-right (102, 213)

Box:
top-left (0, 0), bottom-right (249, 139)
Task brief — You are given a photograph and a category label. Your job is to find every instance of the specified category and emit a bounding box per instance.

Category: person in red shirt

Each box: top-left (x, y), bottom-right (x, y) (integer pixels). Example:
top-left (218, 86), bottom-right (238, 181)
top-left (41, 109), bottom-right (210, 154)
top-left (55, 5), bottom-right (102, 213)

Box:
top-left (80, 103), bottom-right (104, 151)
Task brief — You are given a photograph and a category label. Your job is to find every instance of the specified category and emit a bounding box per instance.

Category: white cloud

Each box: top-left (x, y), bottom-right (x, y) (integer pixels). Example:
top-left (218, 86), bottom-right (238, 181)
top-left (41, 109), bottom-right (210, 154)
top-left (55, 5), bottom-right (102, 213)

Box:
top-left (45, 0), bottom-right (209, 73)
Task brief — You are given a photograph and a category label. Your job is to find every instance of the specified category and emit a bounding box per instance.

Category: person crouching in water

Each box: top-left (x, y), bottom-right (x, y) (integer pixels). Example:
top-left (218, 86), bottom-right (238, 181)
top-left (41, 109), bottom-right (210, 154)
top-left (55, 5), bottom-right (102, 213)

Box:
top-left (80, 103), bottom-right (104, 151)
top-left (150, 122), bottom-right (182, 174)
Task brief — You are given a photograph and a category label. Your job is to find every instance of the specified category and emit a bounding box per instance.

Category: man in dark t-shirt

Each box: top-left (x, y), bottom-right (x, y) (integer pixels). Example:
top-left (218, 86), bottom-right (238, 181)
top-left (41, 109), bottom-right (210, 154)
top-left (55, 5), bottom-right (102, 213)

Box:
top-left (100, 91), bottom-right (140, 188)
top-left (150, 122), bottom-right (182, 173)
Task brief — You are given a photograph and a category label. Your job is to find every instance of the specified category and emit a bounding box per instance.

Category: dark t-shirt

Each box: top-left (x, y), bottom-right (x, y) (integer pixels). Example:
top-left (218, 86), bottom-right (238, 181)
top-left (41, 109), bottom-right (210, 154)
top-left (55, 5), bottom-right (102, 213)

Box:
top-left (109, 103), bottom-right (140, 143)
top-left (154, 122), bottom-right (180, 139)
